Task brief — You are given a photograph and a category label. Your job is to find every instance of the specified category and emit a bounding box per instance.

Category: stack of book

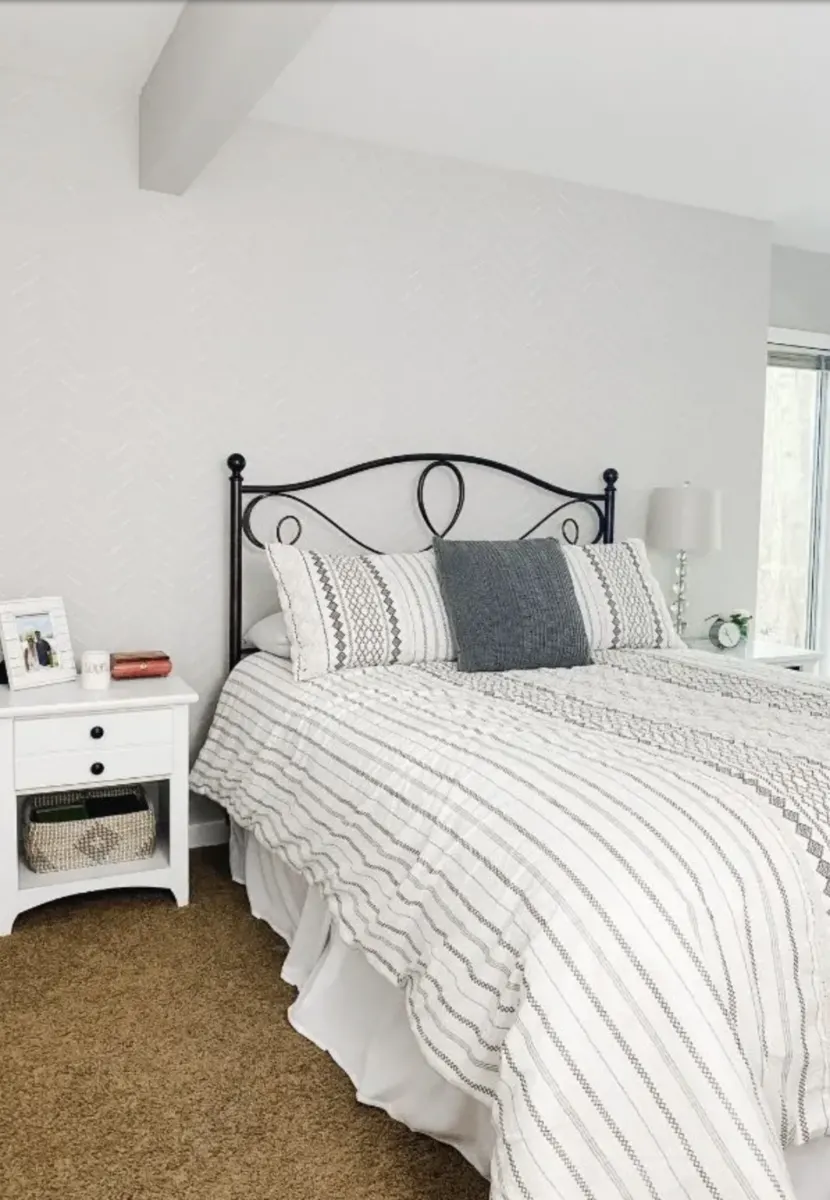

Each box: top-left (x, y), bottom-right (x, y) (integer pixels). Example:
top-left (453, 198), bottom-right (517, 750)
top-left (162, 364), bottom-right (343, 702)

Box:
top-left (110, 651), bottom-right (172, 680)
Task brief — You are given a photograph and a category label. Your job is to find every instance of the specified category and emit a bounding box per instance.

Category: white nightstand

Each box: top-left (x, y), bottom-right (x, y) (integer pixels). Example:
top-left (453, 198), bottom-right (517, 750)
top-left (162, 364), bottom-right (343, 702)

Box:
top-left (686, 638), bottom-right (822, 673)
top-left (0, 674), bottom-right (198, 935)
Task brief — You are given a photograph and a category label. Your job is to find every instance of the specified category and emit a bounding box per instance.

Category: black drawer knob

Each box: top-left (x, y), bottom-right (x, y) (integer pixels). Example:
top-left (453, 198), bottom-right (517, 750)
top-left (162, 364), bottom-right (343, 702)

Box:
top-left (90, 726), bottom-right (104, 740)
top-left (90, 761), bottom-right (105, 776)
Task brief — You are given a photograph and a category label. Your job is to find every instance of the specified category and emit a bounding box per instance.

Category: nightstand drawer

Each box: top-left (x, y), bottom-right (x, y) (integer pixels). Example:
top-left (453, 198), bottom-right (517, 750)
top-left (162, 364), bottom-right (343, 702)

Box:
top-left (14, 744), bottom-right (174, 793)
top-left (14, 708), bottom-right (173, 758)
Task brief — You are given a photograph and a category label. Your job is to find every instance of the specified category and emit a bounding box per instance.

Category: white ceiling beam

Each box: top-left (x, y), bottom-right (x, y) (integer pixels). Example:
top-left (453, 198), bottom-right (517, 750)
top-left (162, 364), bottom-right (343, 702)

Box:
top-left (139, 0), bottom-right (334, 195)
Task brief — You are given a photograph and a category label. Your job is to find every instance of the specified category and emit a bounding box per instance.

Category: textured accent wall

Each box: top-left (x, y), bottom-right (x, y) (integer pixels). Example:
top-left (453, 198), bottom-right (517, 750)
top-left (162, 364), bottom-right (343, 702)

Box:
top-left (0, 71), bottom-right (771, 745)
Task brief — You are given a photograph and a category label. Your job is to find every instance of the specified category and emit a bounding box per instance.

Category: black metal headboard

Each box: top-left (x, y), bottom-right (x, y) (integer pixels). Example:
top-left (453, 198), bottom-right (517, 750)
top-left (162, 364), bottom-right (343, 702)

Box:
top-left (227, 452), bottom-right (618, 670)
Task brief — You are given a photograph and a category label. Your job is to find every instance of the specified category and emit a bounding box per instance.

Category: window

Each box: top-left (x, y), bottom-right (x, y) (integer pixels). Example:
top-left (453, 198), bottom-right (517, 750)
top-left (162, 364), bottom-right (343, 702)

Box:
top-left (756, 341), bottom-right (827, 648)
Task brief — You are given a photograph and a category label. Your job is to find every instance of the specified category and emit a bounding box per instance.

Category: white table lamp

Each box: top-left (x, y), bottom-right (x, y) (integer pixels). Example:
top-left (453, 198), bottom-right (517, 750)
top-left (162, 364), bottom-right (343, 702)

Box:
top-left (646, 483), bottom-right (721, 637)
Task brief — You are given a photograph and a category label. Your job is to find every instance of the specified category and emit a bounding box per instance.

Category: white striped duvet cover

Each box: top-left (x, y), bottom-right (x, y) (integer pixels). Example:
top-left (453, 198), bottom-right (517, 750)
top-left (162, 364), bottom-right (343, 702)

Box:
top-left (190, 650), bottom-right (830, 1200)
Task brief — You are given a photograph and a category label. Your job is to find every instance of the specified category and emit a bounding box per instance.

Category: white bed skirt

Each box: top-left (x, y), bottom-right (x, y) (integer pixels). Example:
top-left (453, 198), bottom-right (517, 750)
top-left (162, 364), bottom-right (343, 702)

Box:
top-left (229, 821), bottom-right (830, 1200)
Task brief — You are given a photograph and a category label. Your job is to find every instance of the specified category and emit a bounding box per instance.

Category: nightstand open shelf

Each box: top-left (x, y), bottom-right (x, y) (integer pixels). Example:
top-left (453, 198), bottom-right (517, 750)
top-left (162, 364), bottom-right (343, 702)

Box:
top-left (0, 674), bottom-right (198, 934)
top-left (18, 834), bottom-right (170, 899)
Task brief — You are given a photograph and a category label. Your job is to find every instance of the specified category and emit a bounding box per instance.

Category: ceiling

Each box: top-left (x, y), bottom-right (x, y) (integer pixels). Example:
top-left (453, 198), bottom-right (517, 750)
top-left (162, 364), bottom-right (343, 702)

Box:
top-left (252, 1), bottom-right (830, 254)
top-left (2, 1), bottom-right (830, 252)
top-left (0, 1), bottom-right (183, 92)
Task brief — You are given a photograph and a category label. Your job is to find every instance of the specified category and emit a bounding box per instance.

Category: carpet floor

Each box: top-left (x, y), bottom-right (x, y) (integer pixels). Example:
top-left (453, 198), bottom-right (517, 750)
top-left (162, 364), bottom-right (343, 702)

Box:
top-left (0, 849), bottom-right (488, 1200)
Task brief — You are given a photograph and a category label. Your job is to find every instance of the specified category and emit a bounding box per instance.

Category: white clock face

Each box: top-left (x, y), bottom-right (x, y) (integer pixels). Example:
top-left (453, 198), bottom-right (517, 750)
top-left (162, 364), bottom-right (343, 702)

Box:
top-left (718, 621), bottom-right (741, 648)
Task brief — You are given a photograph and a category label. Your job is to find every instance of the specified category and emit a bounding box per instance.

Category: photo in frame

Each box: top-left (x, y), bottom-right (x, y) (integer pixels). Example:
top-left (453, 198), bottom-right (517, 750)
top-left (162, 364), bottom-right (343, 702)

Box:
top-left (0, 597), bottom-right (77, 690)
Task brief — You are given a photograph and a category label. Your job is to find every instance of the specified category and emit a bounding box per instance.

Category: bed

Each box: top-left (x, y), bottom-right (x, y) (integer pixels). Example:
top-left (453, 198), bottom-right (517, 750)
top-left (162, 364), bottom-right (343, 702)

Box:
top-left (191, 453), bottom-right (830, 1200)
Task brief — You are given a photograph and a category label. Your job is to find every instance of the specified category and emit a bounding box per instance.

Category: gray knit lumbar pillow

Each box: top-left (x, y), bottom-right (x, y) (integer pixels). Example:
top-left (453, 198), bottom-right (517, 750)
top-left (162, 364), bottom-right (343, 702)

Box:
top-left (433, 537), bottom-right (592, 673)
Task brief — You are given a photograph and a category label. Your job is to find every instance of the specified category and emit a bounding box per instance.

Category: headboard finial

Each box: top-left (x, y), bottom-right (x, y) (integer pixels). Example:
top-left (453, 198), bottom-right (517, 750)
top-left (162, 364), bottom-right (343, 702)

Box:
top-left (603, 467), bottom-right (619, 486)
top-left (228, 453), bottom-right (246, 478)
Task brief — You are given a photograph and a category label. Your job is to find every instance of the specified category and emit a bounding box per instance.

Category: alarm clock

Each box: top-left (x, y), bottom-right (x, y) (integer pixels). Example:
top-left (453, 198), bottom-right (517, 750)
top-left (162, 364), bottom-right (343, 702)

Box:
top-left (708, 618), bottom-right (742, 649)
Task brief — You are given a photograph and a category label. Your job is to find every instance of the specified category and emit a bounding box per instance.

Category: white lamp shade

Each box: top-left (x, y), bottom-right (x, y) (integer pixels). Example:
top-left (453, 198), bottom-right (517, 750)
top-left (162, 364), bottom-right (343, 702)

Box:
top-left (646, 486), bottom-right (722, 554)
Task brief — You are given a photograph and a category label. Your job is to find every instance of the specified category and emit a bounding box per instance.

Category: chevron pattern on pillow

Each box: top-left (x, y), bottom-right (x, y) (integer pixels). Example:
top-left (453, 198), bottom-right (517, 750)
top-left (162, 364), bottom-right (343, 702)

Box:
top-left (266, 544), bottom-right (455, 681)
top-left (563, 538), bottom-right (683, 650)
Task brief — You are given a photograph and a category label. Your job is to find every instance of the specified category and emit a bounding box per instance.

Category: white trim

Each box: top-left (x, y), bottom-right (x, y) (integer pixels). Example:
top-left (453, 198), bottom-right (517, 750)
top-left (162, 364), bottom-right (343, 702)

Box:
top-left (761, 333), bottom-right (829, 655)
top-left (188, 816), bottom-right (229, 849)
top-left (768, 326), bottom-right (830, 352)
top-left (189, 793), bottom-right (229, 848)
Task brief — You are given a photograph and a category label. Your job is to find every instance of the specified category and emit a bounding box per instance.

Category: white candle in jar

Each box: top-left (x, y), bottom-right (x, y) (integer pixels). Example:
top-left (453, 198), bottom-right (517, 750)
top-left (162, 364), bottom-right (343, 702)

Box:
top-left (81, 650), bottom-right (110, 690)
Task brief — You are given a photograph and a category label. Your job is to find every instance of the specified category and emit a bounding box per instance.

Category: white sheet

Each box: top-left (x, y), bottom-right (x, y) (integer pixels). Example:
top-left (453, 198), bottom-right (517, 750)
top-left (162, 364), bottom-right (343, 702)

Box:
top-left (192, 651), bottom-right (830, 1200)
top-left (231, 821), bottom-right (830, 1200)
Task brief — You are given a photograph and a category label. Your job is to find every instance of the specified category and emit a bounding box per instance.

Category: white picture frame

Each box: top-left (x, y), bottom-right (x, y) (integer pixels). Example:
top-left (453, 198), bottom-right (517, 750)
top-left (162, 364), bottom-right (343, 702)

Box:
top-left (0, 596), bottom-right (77, 691)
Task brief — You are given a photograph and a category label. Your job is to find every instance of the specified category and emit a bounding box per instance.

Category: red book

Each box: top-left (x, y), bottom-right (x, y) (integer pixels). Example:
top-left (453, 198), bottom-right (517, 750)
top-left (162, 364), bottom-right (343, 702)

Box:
top-left (110, 652), bottom-right (172, 681)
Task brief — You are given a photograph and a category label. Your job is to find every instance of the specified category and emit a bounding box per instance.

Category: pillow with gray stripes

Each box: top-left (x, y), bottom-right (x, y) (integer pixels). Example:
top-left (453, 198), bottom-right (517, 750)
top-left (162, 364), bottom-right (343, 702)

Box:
top-left (265, 544), bottom-right (455, 681)
top-left (563, 538), bottom-right (683, 650)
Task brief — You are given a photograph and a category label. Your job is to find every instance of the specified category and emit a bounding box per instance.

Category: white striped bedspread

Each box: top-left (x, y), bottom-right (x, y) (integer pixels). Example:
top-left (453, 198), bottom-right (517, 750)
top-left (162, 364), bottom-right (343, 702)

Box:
top-left (190, 649), bottom-right (830, 1200)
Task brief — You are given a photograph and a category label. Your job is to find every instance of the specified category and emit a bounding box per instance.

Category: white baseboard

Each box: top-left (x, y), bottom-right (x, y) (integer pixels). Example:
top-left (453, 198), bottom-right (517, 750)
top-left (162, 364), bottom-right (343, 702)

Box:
top-left (188, 793), bottom-right (229, 849)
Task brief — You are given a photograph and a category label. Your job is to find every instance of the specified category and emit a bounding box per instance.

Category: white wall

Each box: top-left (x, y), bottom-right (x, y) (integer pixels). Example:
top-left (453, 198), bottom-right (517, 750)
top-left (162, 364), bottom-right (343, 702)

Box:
top-left (771, 245), bottom-right (830, 336)
top-left (0, 71), bottom-right (772, 742)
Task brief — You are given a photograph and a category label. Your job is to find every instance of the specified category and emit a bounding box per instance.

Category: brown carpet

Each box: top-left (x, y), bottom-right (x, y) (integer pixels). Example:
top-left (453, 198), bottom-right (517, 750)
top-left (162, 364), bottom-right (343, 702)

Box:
top-left (0, 850), bottom-right (488, 1200)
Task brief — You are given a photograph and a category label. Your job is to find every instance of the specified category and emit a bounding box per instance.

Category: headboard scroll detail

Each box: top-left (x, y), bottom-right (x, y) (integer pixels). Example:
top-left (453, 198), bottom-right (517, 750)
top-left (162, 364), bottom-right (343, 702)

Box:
top-left (227, 452), bottom-right (618, 669)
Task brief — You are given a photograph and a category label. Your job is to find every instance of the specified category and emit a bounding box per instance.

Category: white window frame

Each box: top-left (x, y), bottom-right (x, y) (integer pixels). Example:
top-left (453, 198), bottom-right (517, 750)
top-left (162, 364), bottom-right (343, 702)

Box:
top-left (769, 326), bottom-right (830, 352)
top-left (766, 327), bottom-right (830, 653)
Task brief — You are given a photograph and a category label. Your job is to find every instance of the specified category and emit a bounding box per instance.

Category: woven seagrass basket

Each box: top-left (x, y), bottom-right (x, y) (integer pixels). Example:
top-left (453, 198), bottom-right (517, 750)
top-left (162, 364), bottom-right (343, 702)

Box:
top-left (22, 785), bottom-right (155, 874)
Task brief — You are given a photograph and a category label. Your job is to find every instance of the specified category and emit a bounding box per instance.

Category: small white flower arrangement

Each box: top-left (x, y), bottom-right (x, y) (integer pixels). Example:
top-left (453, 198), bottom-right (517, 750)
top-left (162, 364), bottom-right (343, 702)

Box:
top-left (706, 610), bottom-right (753, 641)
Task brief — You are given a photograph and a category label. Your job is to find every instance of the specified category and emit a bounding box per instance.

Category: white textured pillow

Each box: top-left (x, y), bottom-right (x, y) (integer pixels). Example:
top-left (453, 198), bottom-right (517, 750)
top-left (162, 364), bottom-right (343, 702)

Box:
top-left (245, 612), bottom-right (291, 658)
top-left (563, 538), bottom-right (683, 650)
top-left (265, 545), bottom-right (455, 681)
